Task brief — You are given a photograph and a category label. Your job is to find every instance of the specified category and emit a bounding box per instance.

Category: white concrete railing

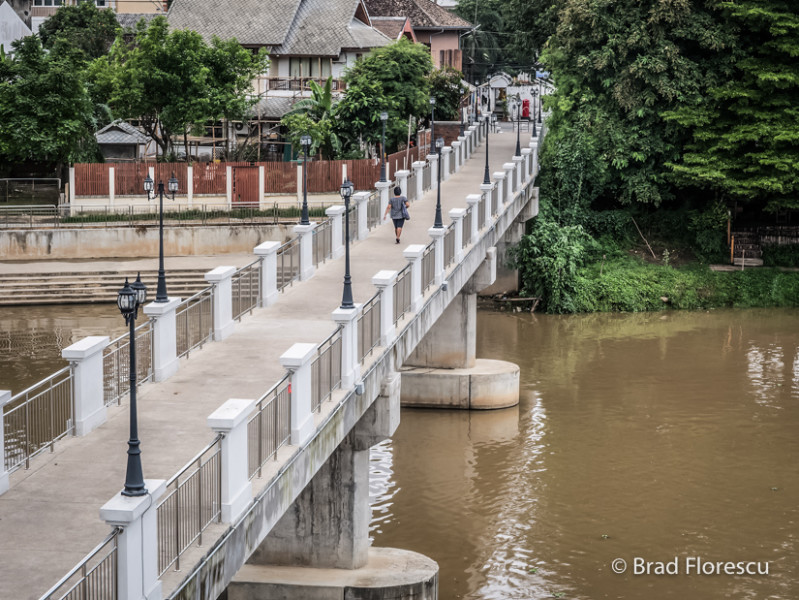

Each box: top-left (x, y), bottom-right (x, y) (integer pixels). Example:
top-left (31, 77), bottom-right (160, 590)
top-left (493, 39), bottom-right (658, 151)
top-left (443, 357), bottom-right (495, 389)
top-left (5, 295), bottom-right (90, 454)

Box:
top-left (30, 118), bottom-right (519, 600)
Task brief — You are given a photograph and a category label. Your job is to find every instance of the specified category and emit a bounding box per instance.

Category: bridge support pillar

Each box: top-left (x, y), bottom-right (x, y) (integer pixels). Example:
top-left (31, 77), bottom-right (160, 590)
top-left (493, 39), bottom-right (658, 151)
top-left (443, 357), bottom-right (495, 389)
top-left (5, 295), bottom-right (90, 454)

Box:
top-left (353, 191), bottom-right (370, 241)
top-left (280, 343), bottom-right (317, 446)
top-left (0, 390), bottom-right (10, 495)
top-left (143, 298), bottom-right (181, 382)
top-left (395, 169), bottom-right (410, 198)
top-left (208, 398), bottom-right (255, 523)
top-left (441, 147), bottom-right (452, 181)
top-left (375, 180), bottom-right (393, 220)
top-left (100, 479), bottom-right (166, 600)
top-left (62, 335), bottom-right (109, 436)
top-left (294, 223), bottom-right (317, 281)
top-left (412, 161), bottom-right (425, 200)
top-left (205, 266), bottom-right (236, 341)
top-left (254, 241), bottom-right (281, 306)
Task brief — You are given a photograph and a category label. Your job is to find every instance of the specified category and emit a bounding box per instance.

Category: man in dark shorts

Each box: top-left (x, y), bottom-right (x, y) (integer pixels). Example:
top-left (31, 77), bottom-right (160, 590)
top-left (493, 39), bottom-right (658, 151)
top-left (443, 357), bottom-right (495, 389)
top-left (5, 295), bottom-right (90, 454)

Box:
top-left (383, 186), bottom-right (410, 244)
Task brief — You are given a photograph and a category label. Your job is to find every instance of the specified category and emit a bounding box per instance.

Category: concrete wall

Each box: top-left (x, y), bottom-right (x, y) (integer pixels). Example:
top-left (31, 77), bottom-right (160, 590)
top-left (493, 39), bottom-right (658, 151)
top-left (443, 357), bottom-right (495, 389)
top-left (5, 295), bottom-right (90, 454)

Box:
top-left (0, 224), bottom-right (295, 260)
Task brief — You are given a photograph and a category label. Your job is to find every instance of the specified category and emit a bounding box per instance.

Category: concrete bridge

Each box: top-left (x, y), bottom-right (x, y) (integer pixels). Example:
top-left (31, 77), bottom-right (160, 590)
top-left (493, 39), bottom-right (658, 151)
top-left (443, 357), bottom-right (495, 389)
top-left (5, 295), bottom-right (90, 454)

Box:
top-left (0, 117), bottom-right (545, 600)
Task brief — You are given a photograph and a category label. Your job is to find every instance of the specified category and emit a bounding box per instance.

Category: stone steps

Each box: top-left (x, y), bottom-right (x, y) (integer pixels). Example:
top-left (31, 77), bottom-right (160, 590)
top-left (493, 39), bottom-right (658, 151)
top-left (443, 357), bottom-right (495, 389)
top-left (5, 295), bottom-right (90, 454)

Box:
top-left (0, 269), bottom-right (212, 305)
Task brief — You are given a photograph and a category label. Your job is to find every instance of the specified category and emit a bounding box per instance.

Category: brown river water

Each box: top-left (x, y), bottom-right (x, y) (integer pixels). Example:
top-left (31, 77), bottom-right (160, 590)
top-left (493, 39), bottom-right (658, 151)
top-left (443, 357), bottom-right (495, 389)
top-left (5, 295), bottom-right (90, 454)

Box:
top-left (2, 306), bottom-right (797, 599)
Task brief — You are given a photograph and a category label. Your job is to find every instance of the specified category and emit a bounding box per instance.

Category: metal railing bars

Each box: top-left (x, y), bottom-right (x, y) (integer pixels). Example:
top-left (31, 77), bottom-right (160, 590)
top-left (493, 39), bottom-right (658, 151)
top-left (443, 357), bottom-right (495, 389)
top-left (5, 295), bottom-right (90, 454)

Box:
top-left (232, 258), bottom-right (261, 321)
top-left (175, 287), bottom-right (214, 360)
top-left (157, 434), bottom-right (223, 575)
top-left (366, 191), bottom-right (381, 230)
top-left (102, 321), bottom-right (153, 407)
top-left (312, 218), bottom-right (333, 267)
top-left (3, 366), bottom-right (73, 473)
top-left (421, 242), bottom-right (435, 293)
top-left (463, 208), bottom-right (473, 248)
top-left (393, 264), bottom-right (412, 325)
top-left (443, 223), bottom-right (456, 268)
top-left (311, 327), bottom-right (343, 413)
top-left (248, 374), bottom-right (292, 479)
top-left (357, 293), bottom-right (381, 363)
top-left (38, 527), bottom-right (120, 600)
top-left (276, 237), bottom-right (300, 291)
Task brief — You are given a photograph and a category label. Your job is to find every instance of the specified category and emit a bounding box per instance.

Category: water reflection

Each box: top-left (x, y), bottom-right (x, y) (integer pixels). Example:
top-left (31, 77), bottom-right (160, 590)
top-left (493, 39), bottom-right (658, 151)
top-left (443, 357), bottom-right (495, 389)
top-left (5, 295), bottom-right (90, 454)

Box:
top-left (371, 308), bottom-right (799, 599)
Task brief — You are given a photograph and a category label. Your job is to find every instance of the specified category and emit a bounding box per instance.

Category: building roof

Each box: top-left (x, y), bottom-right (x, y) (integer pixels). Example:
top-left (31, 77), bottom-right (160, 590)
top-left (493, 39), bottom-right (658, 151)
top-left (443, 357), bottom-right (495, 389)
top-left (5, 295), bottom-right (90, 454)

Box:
top-left (95, 120), bottom-right (150, 145)
top-left (116, 13), bottom-right (160, 30)
top-left (370, 16), bottom-right (412, 40)
top-left (168, 0), bottom-right (390, 56)
top-left (363, 0), bottom-right (471, 30)
top-left (251, 97), bottom-right (299, 120)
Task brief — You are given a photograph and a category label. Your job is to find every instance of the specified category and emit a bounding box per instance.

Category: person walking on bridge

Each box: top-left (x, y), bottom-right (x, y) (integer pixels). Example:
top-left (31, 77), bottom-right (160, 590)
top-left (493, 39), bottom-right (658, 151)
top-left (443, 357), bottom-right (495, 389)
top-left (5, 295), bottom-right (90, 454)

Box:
top-left (384, 185), bottom-right (410, 244)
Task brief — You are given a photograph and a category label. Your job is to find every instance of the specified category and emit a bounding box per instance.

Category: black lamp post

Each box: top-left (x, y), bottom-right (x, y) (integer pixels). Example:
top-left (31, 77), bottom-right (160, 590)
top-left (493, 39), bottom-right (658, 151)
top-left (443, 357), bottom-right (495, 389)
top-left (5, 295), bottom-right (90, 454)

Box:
top-left (429, 97), bottom-right (436, 152)
top-left (459, 101), bottom-right (465, 136)
top-left (117, 274), bottom-right (148, 497)
top-left (340, 179), bottom-right (355, 309)
top-left (433, 137), bottom-right (445, 228)
top-left (144, 173), bottom-right (178, 302)
top-left (532, 90), bottom-right (538, 138)
top-left (300, 134), bottom-right (312, 225)
top-left (482, 113), bottom-right (491, 185)
top-left (379, 111), bottom-right (388, 183)
top-left (515, 97), bottom-right (522, 156)
top-left (538, 77), bottom-right (543, 125)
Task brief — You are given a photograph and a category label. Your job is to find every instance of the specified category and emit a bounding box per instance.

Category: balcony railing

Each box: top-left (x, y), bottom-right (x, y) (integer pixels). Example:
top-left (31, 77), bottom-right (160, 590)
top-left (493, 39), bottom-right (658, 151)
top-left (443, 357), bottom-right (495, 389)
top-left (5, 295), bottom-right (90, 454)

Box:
top-left (254, 77), bottom-right (346, 95)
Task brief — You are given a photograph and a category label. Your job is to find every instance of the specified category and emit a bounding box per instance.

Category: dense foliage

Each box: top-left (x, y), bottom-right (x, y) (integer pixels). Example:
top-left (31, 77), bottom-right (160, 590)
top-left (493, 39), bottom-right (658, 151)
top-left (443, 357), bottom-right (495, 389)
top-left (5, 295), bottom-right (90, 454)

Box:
top-left (37, 2), bottom-right (120, 60)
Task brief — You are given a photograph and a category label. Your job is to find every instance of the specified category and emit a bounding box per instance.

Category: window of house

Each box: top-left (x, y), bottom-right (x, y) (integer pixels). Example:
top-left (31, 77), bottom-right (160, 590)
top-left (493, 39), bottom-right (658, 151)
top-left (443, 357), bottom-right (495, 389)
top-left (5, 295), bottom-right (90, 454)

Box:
top-left (33, 0), bottom-right (63, 6)
top-left (289, 57), bottom-right (332, 79)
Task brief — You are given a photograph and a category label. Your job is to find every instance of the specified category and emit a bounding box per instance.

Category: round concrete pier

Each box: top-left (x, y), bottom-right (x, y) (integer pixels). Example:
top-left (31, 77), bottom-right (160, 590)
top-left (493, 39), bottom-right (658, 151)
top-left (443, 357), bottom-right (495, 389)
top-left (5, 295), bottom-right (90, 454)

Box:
top-left (400, 358), bottom-right (520, 409)
top-left (228, 547), bottom-right (438, 600)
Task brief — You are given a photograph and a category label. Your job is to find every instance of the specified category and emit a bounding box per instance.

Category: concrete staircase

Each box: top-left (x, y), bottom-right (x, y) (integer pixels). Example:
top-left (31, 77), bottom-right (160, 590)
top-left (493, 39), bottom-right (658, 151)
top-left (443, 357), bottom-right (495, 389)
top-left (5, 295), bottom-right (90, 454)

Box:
top-left (0, 269), bottom-right (212, 306)
top-left (731, 231), bottom-right (764, 267)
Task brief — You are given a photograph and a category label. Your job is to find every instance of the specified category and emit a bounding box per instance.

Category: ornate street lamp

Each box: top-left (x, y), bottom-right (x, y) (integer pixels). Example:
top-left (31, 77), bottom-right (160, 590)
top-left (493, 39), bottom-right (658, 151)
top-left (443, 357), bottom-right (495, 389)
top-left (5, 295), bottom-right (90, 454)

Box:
top-left (482, 112), bottom-right (491, 186)
top-left (379, 111), bottom-right (389, 183)
top-left (144, 173), bottom-right (178, 302)
top-left (117, 274), bottom-right (148, 496)
top-left (300, 134), bottom-right (312, 225)
top-left (433, 137), bottom-right (445, 228)
top-left (340, 179), bottom-right (355, 310)
top-left (429, 97), bottom-right (436, 152)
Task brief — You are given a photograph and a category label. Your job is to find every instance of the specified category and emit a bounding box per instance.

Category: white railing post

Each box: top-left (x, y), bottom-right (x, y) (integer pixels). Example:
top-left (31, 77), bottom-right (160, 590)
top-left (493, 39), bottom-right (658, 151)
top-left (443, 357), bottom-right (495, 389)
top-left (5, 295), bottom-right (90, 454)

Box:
top-left (466, 194), bottom-right (481, 242)
top-left (100, 479), bottom-right (166, 600)
top-left (452, 139), bottom-right (463, 171)
top-left (208, 398), bottom-right (255, 523)
top-left (441, 147), bottom-right (452, 181)
top-left (353, 191), bottom-right (370, 241)
top-left (412, 161), bottom-right (425, 200)
top-left (296, 164), bottom-right (303, 204)
top-left (258, 165), bottom-right (265, 209)
top-left (372, 270), bottom-right (398, 347)
top-left (226, 165), bottom-right (233, 209)
top-left (449, 208), bottom-right (466, 263)
top-left (493, 172), bottom-right (506, 211)
top-left (395, 170), bottom-right (410, 198)
top-left (280, 343), bottom-right (318, 446)
top-left (109, 166), bottom-right (115, 207)
top-left (205, 266), bottom-right (236, 341)
top-left (325, 206), bottom-right (345, 259)
top-left (503, 162), bottom-right (515, 203)
top-left (427, 153), bottom-right (439, 190)
top-left (0, 390), bottom-right (10, 495)
top-left (69, 166), bottom-right (75, 206)
top-left (254, 241), bottom-right (281, 307)
top-left (480, 182), bottom-right (494, 223)
top-left (332, 306), bottom-right (362, 388)
top-left (143, 298), bottom-right (181, 382)
top-left (375, 180), bottom-right (392, 218)
top-left (428, 227), bottom-right (446, 286)
top-left (521, 148), bottom-right (532, 182)
top-left (513, 154), bottom-right (524, 191)
top-left (62, 336), bottom-right (110, 436)
top-left (530, 138), bottom-right (539, 178)
top-left (403, 244), bottom-right (426, 312)
top-left (293, 223), bottom-right (317, 281)
top-left (187, 164), bottom-right (194, 207)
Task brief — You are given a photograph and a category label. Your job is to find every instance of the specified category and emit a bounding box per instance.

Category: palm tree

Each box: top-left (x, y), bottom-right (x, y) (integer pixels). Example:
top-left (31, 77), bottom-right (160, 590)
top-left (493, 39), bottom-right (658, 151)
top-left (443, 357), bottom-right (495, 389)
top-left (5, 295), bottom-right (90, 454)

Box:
top-left (284, 77), bottom-right (342, 158)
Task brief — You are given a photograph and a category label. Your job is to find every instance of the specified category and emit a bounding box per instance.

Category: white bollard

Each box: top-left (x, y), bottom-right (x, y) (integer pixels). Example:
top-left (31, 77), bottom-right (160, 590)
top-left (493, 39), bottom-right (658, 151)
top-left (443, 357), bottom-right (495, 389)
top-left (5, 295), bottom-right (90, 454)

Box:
top-left (208, 398), bottom-right (255, 523)
top-left (62, 336), bottom-right (110, 436)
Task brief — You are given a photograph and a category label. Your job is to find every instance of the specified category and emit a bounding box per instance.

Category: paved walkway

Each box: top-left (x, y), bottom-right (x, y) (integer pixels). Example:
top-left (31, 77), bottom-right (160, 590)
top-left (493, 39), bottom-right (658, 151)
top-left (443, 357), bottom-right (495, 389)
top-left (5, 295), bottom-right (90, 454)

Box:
top-left (0, 124), bottom-right (525, 600)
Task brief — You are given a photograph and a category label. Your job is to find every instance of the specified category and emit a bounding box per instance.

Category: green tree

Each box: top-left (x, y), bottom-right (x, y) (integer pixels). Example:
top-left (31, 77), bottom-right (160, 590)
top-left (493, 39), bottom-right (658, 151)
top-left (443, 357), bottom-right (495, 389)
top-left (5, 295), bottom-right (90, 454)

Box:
top-left (338, 38), bottom-right (432, 152)
top-left (428, 66), bottom-right (466, 121)
top-left (0, 37), bottom-right (97, 171)
top-left (281, 78), bottom-right (343, 159)
top-left (96, 17), bottom-right (267, 158)
top-left (663, 0), bottom-right (799, 211)
top-left (37, 2), bottom-right (120, 61)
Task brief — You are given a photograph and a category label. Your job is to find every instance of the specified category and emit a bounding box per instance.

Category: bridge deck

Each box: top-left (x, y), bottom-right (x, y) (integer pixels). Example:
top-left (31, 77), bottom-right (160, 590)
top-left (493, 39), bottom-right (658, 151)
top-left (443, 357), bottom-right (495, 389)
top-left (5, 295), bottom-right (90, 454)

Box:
top-left (0, 126), bottom-right (524, 600)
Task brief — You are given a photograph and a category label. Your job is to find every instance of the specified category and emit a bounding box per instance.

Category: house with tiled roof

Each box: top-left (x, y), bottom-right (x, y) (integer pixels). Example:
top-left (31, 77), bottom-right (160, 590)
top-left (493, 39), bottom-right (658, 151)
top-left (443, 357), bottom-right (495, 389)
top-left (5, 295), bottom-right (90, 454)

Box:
top-left (363, 0), bottom-right (471, 71)
top-left (370, 16), bottom-right (416, 42)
